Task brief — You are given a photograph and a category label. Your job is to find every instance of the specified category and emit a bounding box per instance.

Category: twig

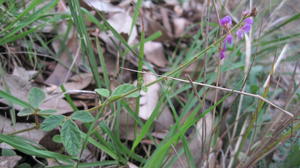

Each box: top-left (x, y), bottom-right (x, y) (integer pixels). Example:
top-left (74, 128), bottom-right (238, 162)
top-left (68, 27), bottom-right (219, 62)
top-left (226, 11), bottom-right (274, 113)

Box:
top-left (121, 67), bottom-right (294, 117)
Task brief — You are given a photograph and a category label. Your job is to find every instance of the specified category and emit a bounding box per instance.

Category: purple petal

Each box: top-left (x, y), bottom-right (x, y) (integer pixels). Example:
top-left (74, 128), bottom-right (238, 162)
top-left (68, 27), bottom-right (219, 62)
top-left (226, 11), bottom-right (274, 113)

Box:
top-left (244, 17), bottom-right (253, 25)
top-left (236, 29), bottom-right (244, 39)
top-left (224, 34), bottom-right (233, 45)
top-left (220, 16), bottom-right (232, 27)
top-left (219, 49), bottom-right (226, 60)
top-left (242, 24), bottom-right (251, 32)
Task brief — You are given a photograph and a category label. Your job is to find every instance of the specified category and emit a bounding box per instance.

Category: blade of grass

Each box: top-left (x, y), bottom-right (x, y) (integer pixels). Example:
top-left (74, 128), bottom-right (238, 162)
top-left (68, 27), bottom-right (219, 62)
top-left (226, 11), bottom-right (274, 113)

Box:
top-left (129, 0), bottom-right (143, 36)
top-left (143, 94), bottom-right (230, 168)
top-left (68, 0), bottom-right (102, 88)
top-left (95, 38), bottom-right (110, 90)
top-left (0, 134), bottom-right (74, 163)
top-left (0, 90), bottom-right (33, 109)
top-left (0, 0), bottom-right (44, 34)
top-left (50, 160), bottom-right (118, 168)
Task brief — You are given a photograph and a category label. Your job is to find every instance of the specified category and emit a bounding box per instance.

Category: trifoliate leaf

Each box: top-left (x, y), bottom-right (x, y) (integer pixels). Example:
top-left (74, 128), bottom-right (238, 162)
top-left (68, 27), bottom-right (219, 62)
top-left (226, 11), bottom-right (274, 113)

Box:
top-left (61, 120), bottom-right (82, 156)
top-left (95, 88), bottom-right (110, 97)
top-left (28, 87), bottom-right (45, 108)
top-left (71, 111), bottom-right (95, 123)
top-left (41, 115), bottom-right (65, 131)
top-left (17, 108), bottom-right (34, 116)
top-left (111, 84), bottom-right (139, 98)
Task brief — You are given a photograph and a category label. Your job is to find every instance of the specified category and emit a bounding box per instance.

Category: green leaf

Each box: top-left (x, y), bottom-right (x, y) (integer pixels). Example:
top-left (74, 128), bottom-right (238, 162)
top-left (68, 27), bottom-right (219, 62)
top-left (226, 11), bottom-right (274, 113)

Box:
top-left (17, 108), bottom-right (34, 117)
top-left (52, 135), bottom-right (62, 143)
top-left (111, 84), bottom-right (139, 98)
top-left (39, 109), bottom-right (57, 115)
top-left (61, 120), bottom-right (82, 156)
top-left (28, 87), bottom-right (45, 108)
top-left (95, 88), bottom-right (110, 97)
top-left (41, 115), bottom-right (65, 131)
top-left (1, 149), bottom-right (16, 156)
top-left (71, 111), bottom-right (95, 123)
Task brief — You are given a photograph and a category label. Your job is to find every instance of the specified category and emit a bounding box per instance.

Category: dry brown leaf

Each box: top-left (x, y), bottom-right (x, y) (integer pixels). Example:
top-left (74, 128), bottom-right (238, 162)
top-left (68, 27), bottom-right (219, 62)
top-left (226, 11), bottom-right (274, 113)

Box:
top-left (101, 11), bottom-right (137, 45)
top-left (144, 41), bottom-right (168, 67)
top-left (0, 69), bottom-right (72, 114)
top-left (0, 116), bottom-right (45, 149)
top-left (0, 156), bottom-right (22, 168)
top-left (144, 14), bottom-right (172, 42)
top-left (154, 106), bottom-right (173, 132)
top-left (46, 33), bottom-right (81, 86)
top-left (63, 73), bottom-right (93, 91)
top-left (172, 113), bottom-right (213, 167)
top-left (119, 109), bottom-right (140, 140)
top-left (40, 97), bottom-right (73, 115)
top-left (139, 72), bottom-right (160, 120)
top-left (83, 0), bottom-right (124, 13)
top-left (173, 17), bottom-right (189, 37)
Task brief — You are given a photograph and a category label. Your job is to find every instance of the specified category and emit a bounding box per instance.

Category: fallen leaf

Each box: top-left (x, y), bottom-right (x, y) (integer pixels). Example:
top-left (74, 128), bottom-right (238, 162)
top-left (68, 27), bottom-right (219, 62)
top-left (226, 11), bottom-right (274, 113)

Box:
top-left (0, 116), bottom-right (45, 149)
top-left (106, 11), bottom-right (138, 45)
top-left (154, 106), bottom-right (174, 131)
top-left (83, 0), bottom-right (124, 13)
top-left (0, 72), bottom-right (72, 114)
top-left (144, 41), bottom-right (168, 67)
top-left (0, 156), bottom-right (22, 168)
top-left (139, 72), bottom-right (160, 120)
top-left (46, 32), bottom-right (81, 86)
top-left (62, 73), bottom-right (93, 91)
top-left (173, 17), bottom-right (189, 37)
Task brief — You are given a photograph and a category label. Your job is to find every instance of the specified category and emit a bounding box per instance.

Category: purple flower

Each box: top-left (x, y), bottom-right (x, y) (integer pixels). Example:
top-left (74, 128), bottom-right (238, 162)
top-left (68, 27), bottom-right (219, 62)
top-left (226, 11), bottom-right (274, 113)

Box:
top-left (224, 34), bottom-right (233, 46)
top-left (236, 17), bottom-right (254, 39)
top-left (244, 17), bottom-right (253, 24)
top-left (242, 24), bottom-right (251, 32)
top-left (219, 48), bottom-right (226, 60)
top-left (236, 29), bottom-right (244, 39)
top-left (219, 16), bottom-right (232, 27)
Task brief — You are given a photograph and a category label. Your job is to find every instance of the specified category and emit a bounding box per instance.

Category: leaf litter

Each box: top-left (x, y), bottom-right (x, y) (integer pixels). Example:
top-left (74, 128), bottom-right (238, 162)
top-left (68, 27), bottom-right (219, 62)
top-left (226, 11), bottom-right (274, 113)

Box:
top-left (0, 0), bottom-right (299, 167)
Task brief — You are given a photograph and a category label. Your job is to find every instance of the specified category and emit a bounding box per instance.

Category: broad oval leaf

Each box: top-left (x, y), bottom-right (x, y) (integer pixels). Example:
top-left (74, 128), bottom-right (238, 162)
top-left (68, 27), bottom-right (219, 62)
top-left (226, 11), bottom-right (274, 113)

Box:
top-left (61, 120), bottom-right (82, 156)
top-left (95, 88), bottom-right (110, 97)
top-left (71, 111), bottom-right (95, 123)
top-left (111, 84), bottom-right (139, 98)
top-left (41, 115), bottom-right (65, 131)
top-left (28, 87), bottom-right (45, 108)
top-left (17, 108), bottom-right (34, 117)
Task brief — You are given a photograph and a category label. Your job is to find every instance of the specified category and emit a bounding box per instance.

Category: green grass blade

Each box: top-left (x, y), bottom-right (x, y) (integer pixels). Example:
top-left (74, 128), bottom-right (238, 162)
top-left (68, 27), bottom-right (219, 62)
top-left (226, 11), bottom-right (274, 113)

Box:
top-left (0, 90), bottom-right (33, 109)
top-left (95, 38), bottom-right (110, 90)
top-left (68, 0), bottom-right (102, 88)
top-left (0, 134), bottom-right (74, 163)
top-left (130, 0), bottom-right (143, 35)
top-left (143, 94), bottom-right (229, 168)
top-left (50, 160), bottom-right (118, 168)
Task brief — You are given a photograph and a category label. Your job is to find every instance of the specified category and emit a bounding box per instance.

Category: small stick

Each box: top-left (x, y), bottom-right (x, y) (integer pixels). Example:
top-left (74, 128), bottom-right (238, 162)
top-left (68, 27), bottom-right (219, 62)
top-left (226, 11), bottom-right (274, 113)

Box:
top-left (121, 67), bottom-right (294, 117)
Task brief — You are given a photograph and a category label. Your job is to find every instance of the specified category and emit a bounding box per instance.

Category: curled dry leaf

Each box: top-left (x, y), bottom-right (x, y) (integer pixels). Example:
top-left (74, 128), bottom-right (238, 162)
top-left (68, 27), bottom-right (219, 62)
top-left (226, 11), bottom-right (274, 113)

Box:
top-left (139, 72), bottom-right (160, 120)
top-left (144, 41), bottom-right (168, 67)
